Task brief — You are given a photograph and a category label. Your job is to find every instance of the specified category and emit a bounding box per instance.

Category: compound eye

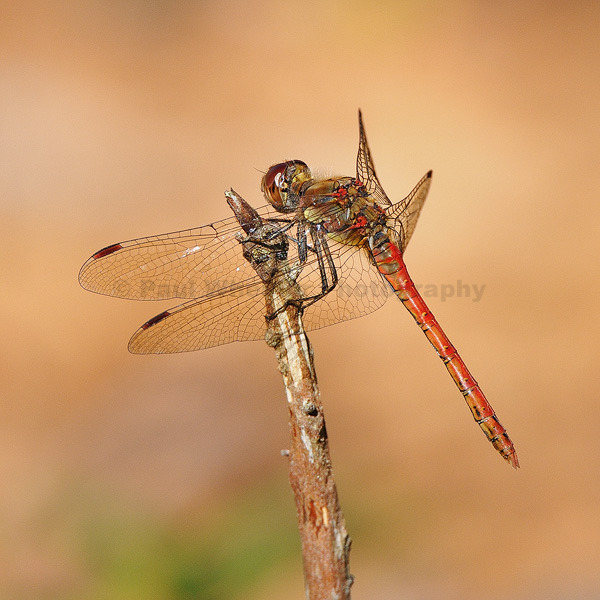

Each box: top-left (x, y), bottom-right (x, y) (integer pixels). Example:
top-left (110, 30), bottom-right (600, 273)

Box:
top-left (262, 161), bottom-right (297, 212)
top-left (261, 162), bottom-right (286, 208)
top-left (262, 160), bottom-right (313, 212)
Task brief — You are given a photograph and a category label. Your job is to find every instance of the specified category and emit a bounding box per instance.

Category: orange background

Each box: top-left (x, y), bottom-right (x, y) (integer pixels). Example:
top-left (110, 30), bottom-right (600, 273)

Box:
top-left (2, 2), bottom-right (599, 598)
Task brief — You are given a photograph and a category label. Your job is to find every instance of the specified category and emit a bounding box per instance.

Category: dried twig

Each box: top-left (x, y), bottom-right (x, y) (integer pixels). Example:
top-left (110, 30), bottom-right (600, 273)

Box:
top-left (227, 189), bottom-right (353, 599)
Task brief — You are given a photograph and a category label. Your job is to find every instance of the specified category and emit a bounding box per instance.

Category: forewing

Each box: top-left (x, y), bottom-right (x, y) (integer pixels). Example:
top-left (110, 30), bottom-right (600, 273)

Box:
top-left (355, 110), bottom-right (392, 207)
top-left (386, 170), bottom-right (432, 251)
top-left (79, 205), bottom-right (283, 300)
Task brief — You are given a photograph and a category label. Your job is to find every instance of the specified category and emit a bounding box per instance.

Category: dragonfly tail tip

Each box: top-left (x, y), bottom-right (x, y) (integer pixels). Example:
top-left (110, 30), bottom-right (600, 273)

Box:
top-left (506, 452), bottom-right (520, 469)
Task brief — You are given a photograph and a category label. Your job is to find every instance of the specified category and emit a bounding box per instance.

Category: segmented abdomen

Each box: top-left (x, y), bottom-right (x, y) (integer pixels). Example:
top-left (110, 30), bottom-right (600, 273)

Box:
top-left (369, 233), bottom-right (519, 468)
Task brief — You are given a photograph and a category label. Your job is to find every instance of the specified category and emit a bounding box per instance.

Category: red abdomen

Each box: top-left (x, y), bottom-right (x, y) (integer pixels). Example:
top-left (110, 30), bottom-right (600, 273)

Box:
top-left (369, 233), bottom-right (519, 468)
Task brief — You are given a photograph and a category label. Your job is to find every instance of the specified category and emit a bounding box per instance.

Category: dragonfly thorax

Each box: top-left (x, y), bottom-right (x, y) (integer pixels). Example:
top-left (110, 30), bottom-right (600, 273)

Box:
top-left (302, 176), bottom-right (389, 247)
top-left (261, 160), bottom-right (313, 213)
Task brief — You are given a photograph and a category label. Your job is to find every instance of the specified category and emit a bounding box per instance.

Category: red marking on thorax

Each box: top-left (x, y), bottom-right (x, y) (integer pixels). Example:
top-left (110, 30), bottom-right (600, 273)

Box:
top-left (349, 215), bottom-right (368, 230)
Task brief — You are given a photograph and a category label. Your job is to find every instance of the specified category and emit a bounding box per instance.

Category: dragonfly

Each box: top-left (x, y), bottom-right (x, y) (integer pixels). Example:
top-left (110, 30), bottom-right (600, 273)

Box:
top-left (79, 111), bottom-right (518, 468)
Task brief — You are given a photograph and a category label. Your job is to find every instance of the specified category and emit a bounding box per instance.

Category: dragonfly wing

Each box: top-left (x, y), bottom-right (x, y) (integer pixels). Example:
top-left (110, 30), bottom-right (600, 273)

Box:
top-left (385, 170), bottom-right (432, 251)
top-left (355, 110), bottom-right (392, 207)
top-left (296, 237), bottom-right (392, 332)
top-left (128, 280), bottom-right (270, 353)
top-left (128, 234), bottom-right (392, 353)
top-left (79, 205), bottom-right (284, 300)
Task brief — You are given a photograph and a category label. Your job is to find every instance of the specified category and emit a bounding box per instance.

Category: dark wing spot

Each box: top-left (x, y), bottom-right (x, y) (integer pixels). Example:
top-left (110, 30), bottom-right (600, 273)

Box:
top-left (142, 311), bottom-right (170, 330)
top-left (93, 243), bottom-right (123, 259)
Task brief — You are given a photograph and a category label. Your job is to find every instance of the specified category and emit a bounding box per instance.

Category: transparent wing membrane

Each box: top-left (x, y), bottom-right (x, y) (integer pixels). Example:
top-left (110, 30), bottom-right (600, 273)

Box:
top-left (80, 111), bottom-right (428, 354)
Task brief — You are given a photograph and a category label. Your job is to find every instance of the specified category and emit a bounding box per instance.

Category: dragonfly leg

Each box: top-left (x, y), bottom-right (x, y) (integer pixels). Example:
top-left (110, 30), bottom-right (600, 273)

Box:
top-left (293, 228), bottom-right (339, 310)
top-left (310, 228), bottom-right (338, 297)
top-left (236, 217), bottom-right (296, 253)
top-left (297, 220), bottom-right (308, 263)
top-left (265, 227), bottom-right (339, 321)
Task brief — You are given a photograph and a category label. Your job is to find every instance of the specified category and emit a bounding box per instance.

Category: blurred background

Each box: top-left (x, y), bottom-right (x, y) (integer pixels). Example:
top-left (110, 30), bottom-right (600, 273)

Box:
top-left (2, 1), bottom-right (599, 598)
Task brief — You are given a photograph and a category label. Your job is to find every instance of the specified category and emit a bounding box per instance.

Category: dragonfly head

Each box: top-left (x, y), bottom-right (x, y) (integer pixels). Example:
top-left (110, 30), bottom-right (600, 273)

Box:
top-left (261, 160), bottom-right (313, 213)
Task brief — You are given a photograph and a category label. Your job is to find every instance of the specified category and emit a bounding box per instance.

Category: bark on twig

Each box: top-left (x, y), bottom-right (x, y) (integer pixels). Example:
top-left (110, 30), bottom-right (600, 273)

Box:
top-left (227, 190), bottom-right (353, 599)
